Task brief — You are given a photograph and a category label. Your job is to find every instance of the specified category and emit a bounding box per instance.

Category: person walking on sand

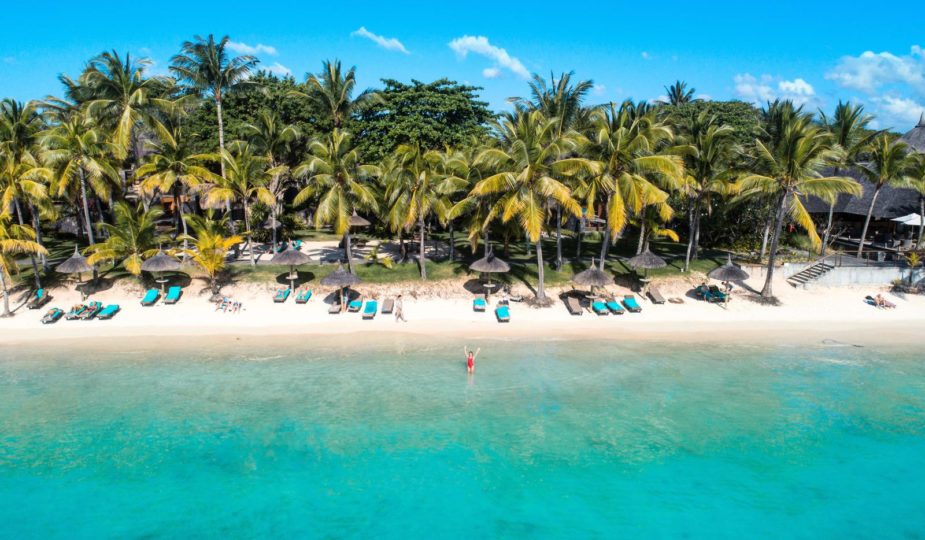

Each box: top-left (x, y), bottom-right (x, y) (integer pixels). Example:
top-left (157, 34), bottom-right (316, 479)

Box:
top-left (464, 346), bottom-right (480, 373)
top-left (394, 294), bottom-right (407, 322)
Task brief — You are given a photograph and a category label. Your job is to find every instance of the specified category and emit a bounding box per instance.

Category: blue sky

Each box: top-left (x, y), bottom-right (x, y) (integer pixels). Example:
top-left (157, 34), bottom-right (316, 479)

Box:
top-left (1, 0), bottom-right (924, 130)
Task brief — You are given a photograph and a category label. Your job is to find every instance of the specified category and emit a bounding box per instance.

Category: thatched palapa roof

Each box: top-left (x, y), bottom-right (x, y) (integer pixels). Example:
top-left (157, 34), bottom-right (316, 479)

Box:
top-left (141, 250), bottom-right (181, 273)
top-left (900, 113), bottom-right (925, 153)
top-left (626, 250), bottom-right (667, 270)
top-left (321, 265), bottom-right (361, 288)
top-left (271, 247), bottom-right (311, 266)
top-left (56, 246), bottom-right (93, 274)
top-left (572, 265), bottom-right (611, 287)
top-left (708, 255), bottom-right (750, 282)
top-left (469, 249), bottom-right (510, 274)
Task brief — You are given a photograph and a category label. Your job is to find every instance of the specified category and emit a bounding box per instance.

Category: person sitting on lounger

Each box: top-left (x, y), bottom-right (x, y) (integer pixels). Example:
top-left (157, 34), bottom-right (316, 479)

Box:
top-left (464, 346), bottom-right (480, 373)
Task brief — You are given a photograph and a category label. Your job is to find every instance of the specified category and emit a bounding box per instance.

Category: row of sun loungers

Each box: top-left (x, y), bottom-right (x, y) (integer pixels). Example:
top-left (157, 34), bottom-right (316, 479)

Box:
top-left (43, 301), bottom-right (120, 324)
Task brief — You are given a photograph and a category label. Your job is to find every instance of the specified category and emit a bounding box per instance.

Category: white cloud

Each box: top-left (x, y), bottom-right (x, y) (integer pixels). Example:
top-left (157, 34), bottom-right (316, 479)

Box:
top-left (593, 84), bottom-right (606, 96)
top-left (448, 35), bottom-right (530, 79)
top-left (868, 95), bottom-right (925, 129)
top-left (734, 73), bottom-right (817, 106)
top-left (351, 27), bottom-right (409, 54)
top-left (265, 62), bottom-right (292, 76)
top-left (482, 67), bottom-right (502, 79)
top-left (641, 51), bottom-right (651, 60)
top-left (698, 94), bottom-right (712, 101)
top-left (227, 41), bottom-right (278, 56)
top-left (826, 46), bottom-right (924, 95)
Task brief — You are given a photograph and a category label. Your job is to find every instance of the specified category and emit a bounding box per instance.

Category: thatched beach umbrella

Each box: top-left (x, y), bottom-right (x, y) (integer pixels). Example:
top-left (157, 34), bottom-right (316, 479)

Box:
top-left (321, 264), bottom-right (362, 308)
top-left (56, 246), bottom-right (94, 297)
top-left (348, 212), bottom-right (371, 228)
top-left (626, 250), bottom-right (667, 290)
top-left (572, 258), bottom-right (611, 296)
top-left (708, 254), bottom-right (750, 282)
top-left (272, 247), bottom-right (311, 290)
top-left (141, 250), bottom-right (181, 292)
top-left (469, 246), bottom-right (510, 296)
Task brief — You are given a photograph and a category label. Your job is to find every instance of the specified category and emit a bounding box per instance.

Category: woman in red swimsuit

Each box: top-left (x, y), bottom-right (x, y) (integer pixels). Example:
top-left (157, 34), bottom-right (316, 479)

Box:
top-left (464, 346), bottom-right (480, 373)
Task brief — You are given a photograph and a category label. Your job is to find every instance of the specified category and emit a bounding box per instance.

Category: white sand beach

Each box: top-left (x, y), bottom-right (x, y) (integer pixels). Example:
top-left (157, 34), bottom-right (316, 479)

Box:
top-left (2, 274), bottom-right (923, 347)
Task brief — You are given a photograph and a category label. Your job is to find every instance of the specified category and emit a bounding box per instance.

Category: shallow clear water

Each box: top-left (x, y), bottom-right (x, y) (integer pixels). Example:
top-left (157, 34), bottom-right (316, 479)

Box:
top-left (1, 336), bottom-right (924, 539)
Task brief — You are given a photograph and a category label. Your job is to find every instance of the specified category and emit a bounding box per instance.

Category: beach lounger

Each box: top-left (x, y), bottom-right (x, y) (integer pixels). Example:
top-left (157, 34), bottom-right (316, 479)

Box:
top-left (565, 296), bottom-right (583, 316)
top-left (97, 304), bottom-right (121, 320)
top-left (164, 286), bottom-right (183, 304)
top-left (591, 301), bottom-right (610, 315)
top-left (606, 299), bottom-right (625, 314)
top-left (622, 295), bottom-right (642, 313)
top-left (295, 289), bottom-right (313, 304)
top-left (381, 298), bottom-right (394, 314)
top-left (80, 301), bottom-right (103, 320)
top-left (495, 305), bottom-right (510, 323)
top-left (647, 286), bottom-right (666, 304)
top-left (363, 300), bottom-right (378, 320)
top-left (141, 289), bottom-right (159, 306)
top-left (328, 302), bottom-right (341, 314)
top-left (28, 289), bottom-right (51, 309)
top-left (41, 308), bottom-right (64, 324)
top-left (473, 297), bottom-right (487, 312)
top-left (292, 239), bottom-right (302, 251)
top-left (65, 304), bottom-right (87, 320)
top-left (273, 288), bottom-right (291, 303)
top-left (348, 298), bottom-right (363, 312)
top-left (708, 285), bottom-right (727, 303)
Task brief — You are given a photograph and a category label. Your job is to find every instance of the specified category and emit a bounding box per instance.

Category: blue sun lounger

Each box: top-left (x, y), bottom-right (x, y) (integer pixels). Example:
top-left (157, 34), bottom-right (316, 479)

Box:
top-left (348, 298), bottom-right (363, 312)
top-left (141, 289), bottom-right (159, 306)
top-left (80, 301), bottom-right (103, 320)
top-left (473, 297), bottom-right (487, 312)
top-left (495, 305), bottom-right (510, 322)
top-left (28, 288), bottom-right (51, 309)
top-left (606, 299), bottom-right (625, 314)
top-left (622, 295), bottom-right (642, 313)
top-left (165, 286), bottom-right (183, 304)
top-left (295, 289), bottom-right (313, 304)
top-left (592, 301), bottom-right (610, 315)
top-left (97, 304), bottom-right (121, 320)
top-left (273, 288), bottom-right (291, 303)
top-left (363, 300), bottom-right (378, 320)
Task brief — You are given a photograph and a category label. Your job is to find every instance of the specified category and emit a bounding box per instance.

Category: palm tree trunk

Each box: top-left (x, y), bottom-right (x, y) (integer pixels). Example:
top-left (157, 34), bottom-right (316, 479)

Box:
top-left (535, 240), bottom-right (547, 302)
top-left (574, 212), bottom-right (583, 261)
top-left (820, 167), bottom-right (841, 256)
top-left (761, 192), bottom-right (789, 298)
top-left (13, 199), bottom-right (41, 289)
top-left (636, 221), bottom-right (646, 255)
top-left (917, 196), bottom-right (924, 250)
top-left (692, 211), bottom-right (702, 259)
top-left (79, 168), bottom-right (95, 245)
top-left (598, 195), bottom-right (612, 271)
top-left (554, 203), bottom-right (562, 270)
top-left (30, 203), bottom-right (48, 271)
top-left (857, 186), bottom-right (882, 258)
top-left (0, 269), bottom-right (10, 317)
top-left (759, 215), bottom-right (771, 260)
top-left (344, 230), bottom-right (354, 273)
top-left (683, 200), bottom-right (695, 272)
top-left (176, 186), bottom-right (189, 259)
top-left (243, 202), bottom-right (255, 267)
top-left (215, 95), bottom-right (226, 179)
top-left (419, 217), bottom-right (427, 280)
top-left (448, 220), bottom-right (455, 262)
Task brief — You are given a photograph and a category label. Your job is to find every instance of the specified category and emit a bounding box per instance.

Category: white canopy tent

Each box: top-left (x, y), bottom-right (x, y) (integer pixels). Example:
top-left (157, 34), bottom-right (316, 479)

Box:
top-left (891, 213), bottom-right (924, 226)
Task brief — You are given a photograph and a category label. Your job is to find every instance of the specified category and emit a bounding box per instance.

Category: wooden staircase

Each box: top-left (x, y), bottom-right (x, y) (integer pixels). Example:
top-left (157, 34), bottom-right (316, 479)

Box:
top-left (787, 259), bottom-right (836, 287)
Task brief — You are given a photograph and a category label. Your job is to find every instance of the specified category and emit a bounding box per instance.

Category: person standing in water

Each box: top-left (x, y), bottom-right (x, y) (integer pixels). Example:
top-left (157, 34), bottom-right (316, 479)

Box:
top-left (464, 346), bottom-right (480, 373)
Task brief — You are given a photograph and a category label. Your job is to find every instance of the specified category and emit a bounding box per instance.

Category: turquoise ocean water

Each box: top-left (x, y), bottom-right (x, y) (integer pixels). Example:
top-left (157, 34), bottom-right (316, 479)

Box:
top-left (1, 336), bottom-right (924, 539)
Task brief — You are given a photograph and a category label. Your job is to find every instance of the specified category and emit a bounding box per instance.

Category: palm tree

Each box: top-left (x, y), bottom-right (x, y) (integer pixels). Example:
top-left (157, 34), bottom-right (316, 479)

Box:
top-left (293, 129), bottom-right (379, 273)
top-left (910, 155), bottom-right (925, 250)
top-left (86, 202), bottom-right (167, 275)
top-left (1, 99), bottom-right (53, 285)
top-left (677, 112), bottom-right (737, 271)
top-left (855, 135), bottom-right (918, 258)
top-left (0, 213), bottom-right (47, 316)
top-left (581, 101), bottom-right (683, 270)
top-left (241, 111), bottom-right (299, 250)
top-left (201, 143), bottom-right (277, 266)
top-left (664, 81), bottom-right (696, 105)
top-left (510, 71), bottom-right (594, 269)
top-left (386, 143), bottom-right (465, 279)
top-left (41, 116), bottom-right (120, 245)
top-left (471, 110), bottom-right (587, 302)
top-left (82, 50), bottom-right (164, 160)
top-left (292, 60), bottom-right (379, 130)
top-left (740, 108), bottom-right (861, 298)
top-left (135, 122), bottom-right (218, 242)
top-left (183, 214), bottom-right (242, 295)
top-left (170, 34), bottom-right (258, 178)
top-left (818, 101), bottom-right (876, 255)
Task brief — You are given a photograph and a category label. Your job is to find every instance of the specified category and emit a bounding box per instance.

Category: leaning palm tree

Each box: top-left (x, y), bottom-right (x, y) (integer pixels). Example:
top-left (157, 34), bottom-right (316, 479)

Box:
top-left (170, 34), bottom-right (258, 178)
top-left (677, 112), bottom-right (737, 271)
top-left (292, 60), bottom-right (379, 130)
top-left (293, 129), bottom-right (379, 273)
top-left (664, 81), bottom-right (696, 105)
top-left (85, 202), bottom-right (168, 275)
top-left (182, 214), bottom-right (242, 296)
top-left (0, 213), bottom-right (47, 317)
top-left (82, 50), bottom-right (164, 160)
top-left (740, 109), bottom-right (861, 298)
top-left (855, 135), bottom-right (918, 258)
top-left (41, 116), bottom-right (120, 245)
top-left (201, 142), bottom-right (277, 266)
top-left (471, 110), bottom-right (588, 303)
top-left (818, 101), bottom-right (876, 254)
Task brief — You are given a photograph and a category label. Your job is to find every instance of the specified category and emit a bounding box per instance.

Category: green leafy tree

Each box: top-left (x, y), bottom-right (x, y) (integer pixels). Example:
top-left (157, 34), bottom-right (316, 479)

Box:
top-left (664, 81), bottom-right (696, 105)
top-left (0, 213), bottom-right (47, 316)
top-left (293, 129), bottom-right (379, 273)
top-left (292, 60), bottom-right (378, 131)
top-left (855, 135), bottom-right (918, 258)
top-left (86, 202), bottom-right (168, 275)
top-left (182, 214), bottom-right (242, 295)
top-left (170, 34), bottom-right (258, 178)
